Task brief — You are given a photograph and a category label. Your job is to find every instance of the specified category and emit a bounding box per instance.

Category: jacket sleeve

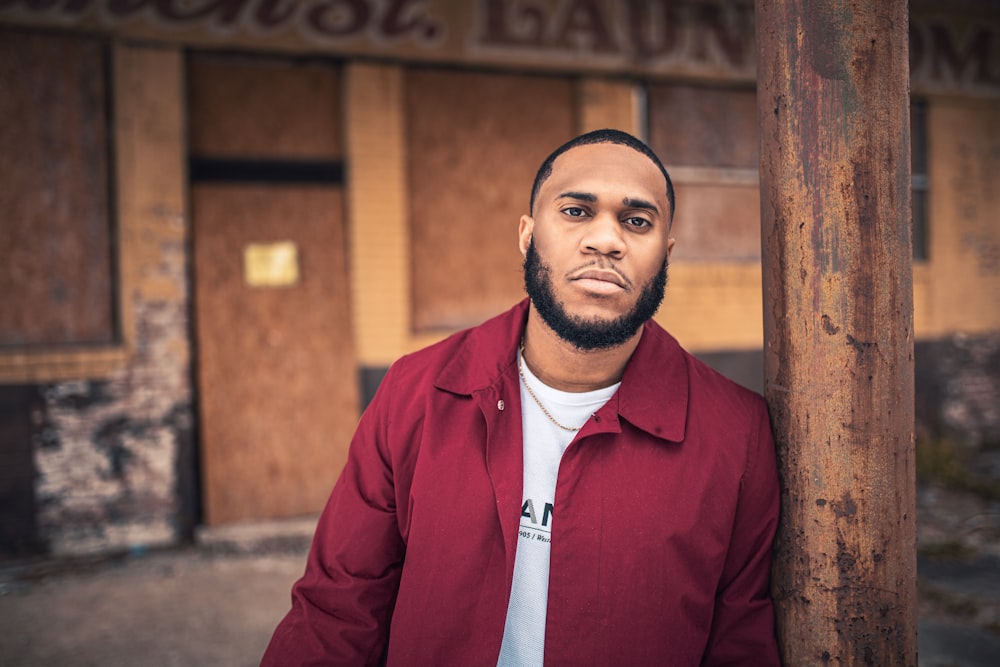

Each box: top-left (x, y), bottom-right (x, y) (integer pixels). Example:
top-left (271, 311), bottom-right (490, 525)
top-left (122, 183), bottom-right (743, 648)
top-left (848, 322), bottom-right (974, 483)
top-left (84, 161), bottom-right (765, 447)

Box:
top-left (702, 398), bottom-right (781, 666)
top-left (261, 367), bottom-right (405, 667)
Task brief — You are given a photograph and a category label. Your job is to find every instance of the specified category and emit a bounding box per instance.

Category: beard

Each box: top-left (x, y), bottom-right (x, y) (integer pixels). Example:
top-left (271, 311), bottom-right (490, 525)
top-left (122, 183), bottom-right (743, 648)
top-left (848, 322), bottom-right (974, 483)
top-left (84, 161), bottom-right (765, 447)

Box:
top-left (523, 240), bottom-right (667, 351)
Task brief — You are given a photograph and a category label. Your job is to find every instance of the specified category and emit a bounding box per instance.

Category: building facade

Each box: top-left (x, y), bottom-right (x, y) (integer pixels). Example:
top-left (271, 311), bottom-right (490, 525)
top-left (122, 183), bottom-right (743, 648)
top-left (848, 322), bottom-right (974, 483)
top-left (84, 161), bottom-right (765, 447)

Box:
top-left (1, 0), bottom-right (998, 555)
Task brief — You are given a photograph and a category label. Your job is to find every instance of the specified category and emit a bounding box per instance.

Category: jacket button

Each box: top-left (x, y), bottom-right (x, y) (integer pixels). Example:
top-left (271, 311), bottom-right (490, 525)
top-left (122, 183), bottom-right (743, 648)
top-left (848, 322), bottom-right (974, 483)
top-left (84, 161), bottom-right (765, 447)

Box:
top-left (497, 400), bottom-right (505, 411)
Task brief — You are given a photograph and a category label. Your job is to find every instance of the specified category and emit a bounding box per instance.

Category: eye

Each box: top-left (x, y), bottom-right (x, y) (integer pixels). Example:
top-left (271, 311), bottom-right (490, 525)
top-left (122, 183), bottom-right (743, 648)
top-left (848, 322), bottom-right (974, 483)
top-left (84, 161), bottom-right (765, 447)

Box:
top-left (562, 206), bottom-right (588, 218)
top-left (623, 216), bottom-right (652, 229)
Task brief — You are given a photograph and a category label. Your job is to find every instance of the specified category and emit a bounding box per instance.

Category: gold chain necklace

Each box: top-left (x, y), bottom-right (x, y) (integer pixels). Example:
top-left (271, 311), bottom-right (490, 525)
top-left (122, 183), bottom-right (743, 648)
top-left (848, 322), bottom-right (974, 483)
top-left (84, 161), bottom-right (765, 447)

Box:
top-left (518, 346), bottom-right (582, 432)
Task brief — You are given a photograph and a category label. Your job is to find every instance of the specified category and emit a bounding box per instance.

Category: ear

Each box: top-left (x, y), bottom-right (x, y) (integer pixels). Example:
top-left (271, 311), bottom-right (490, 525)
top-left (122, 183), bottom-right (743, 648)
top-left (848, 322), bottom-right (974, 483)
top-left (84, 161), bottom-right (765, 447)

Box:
top-left (518, 214), bottom-right (534, 257)
top-left (667, 236), bottom-right (676, 258)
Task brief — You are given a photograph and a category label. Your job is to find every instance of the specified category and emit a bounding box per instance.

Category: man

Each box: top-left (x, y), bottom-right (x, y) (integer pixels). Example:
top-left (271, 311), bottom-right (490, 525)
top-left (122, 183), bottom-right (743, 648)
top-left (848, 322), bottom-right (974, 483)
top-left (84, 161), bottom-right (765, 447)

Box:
top-left (262, 129), bottom-right (780, 666)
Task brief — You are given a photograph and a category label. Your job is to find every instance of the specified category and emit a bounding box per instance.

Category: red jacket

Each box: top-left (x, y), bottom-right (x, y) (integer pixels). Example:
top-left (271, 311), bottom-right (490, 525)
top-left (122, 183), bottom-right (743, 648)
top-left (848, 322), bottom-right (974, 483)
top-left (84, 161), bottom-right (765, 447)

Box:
top-left (262, 300), bottom-right (780, 666)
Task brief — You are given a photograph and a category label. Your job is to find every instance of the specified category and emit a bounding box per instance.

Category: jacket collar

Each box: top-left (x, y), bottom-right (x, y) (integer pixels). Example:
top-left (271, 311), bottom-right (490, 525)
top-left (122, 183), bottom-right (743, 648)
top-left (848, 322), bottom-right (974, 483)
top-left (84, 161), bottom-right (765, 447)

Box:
top-left (435, 298), bottom-right (689, 443)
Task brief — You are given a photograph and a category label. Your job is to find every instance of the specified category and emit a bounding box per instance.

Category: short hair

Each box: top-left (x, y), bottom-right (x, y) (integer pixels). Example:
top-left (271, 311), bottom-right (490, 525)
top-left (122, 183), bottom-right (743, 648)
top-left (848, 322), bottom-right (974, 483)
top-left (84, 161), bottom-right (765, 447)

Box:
top-left (529, 129), bottom-right (675, 223)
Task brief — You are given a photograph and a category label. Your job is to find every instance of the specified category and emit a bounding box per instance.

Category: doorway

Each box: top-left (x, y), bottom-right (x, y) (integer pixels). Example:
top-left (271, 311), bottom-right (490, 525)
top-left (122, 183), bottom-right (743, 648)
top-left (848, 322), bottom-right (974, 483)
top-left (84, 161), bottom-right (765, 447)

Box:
top-left (189, 54), bottom-right (357, 525)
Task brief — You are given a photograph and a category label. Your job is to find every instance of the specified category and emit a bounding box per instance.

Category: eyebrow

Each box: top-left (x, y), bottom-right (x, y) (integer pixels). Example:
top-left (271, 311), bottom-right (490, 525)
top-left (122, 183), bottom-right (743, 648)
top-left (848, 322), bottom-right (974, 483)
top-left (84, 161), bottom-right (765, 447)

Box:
top-left (557, 191), bottom-right (597, 203)
top-left (622, 196), bottom-right (660, 214)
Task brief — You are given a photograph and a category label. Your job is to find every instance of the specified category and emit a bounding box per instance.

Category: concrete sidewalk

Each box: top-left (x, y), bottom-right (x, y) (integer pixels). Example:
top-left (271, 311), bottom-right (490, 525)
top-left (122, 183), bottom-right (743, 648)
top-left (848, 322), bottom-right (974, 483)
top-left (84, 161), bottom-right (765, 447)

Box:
top-left (0, 518), bottom-right (315, 667)
top-left (1, 515), bottom-right (999, 666)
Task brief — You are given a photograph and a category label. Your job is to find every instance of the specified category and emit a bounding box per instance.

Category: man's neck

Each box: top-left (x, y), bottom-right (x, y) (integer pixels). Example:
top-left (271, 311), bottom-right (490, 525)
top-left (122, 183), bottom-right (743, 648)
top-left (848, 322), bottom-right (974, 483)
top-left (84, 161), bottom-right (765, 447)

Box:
top-left (520, 308), bottom-right (642, 393)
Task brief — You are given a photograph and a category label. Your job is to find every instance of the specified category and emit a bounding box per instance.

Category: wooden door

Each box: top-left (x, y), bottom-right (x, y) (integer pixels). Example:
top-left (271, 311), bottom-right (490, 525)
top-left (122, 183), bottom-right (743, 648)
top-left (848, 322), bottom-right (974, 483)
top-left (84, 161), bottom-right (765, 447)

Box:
top-left (189, 55), bottom-right (357, 524)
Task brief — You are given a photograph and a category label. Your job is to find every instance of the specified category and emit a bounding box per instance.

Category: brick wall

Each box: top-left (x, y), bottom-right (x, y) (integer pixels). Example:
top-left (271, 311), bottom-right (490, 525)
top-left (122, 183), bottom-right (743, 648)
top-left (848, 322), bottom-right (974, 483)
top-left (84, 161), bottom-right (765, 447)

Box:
top-left (26, 45), bottom-right (193, 556)
top-left (36, 299), bottom-right (193, 555)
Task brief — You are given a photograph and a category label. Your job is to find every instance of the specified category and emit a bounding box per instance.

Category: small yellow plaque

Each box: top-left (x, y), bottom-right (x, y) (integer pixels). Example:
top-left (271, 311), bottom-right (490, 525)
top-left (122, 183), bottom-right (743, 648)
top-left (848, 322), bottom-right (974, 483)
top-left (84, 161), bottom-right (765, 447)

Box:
top-left (244, 241), bottom-right (300, 287)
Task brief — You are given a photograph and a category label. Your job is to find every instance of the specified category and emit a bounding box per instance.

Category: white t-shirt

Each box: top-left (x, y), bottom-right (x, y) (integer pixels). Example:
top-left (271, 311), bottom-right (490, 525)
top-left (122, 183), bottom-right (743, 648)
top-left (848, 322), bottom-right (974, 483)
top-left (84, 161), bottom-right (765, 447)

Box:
top-left (497, 351), bottom-right (619, 667)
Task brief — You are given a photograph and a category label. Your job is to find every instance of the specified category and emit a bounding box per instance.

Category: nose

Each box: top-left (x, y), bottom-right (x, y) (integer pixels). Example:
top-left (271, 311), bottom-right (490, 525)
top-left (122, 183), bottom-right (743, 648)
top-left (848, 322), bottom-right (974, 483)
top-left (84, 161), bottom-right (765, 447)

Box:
top-left (581, 211), bottom-right (626, 258)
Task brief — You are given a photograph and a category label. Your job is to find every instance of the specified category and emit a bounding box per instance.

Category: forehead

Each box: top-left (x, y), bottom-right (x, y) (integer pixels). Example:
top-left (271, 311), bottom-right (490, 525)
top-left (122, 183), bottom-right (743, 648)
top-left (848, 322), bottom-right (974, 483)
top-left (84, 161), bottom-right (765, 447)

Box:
top-left (541, 142), bottom-right (668, 208)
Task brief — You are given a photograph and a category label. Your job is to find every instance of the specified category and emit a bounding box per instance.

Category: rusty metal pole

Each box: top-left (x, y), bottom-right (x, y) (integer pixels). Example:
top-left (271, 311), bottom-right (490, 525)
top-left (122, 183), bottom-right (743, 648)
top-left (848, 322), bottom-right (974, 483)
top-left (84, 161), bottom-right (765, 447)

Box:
top-left (756, 1), bottom-right (916, 664)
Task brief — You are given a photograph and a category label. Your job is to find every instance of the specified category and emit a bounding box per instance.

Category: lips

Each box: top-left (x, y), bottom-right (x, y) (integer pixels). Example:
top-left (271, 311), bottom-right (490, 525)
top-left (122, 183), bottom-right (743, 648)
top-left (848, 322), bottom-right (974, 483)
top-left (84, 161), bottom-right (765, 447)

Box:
top-left (571, 268), bottom-right (627, 288)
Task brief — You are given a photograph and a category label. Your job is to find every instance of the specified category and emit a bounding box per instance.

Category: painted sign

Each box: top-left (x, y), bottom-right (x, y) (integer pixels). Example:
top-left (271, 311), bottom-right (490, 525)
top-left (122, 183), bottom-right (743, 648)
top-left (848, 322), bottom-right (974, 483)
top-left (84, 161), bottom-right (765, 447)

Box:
top-left (0, 0), bottom-right (997, 94)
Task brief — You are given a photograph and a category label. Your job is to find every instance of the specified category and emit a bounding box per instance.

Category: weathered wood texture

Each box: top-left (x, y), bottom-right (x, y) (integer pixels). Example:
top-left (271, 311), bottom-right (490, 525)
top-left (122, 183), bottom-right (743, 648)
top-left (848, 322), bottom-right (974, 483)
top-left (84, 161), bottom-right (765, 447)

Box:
top-left (189, 57), bottom-right (357, 524)
top-left (0, 32), bottom-right (115, 346)
top-left (756, 1), bottom-right (917, 665)
top-left (405, 68), bottom-right (575, 331)
top-left (649, 84), bottom-right (762, 261)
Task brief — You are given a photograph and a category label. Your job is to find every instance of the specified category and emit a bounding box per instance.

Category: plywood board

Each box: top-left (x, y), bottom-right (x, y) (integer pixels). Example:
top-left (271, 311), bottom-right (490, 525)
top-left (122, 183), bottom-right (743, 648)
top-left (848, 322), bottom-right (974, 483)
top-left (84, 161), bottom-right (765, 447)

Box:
top-left (0, 31), bottom-right (114, 346)
top-left (189, 54), bottom-right (354, 524)
top-left (648, 83), bottom-right (759, 169)
top-left (670, 183), bottom-right (762, 261)
top-left (648, 83), bottom-right (761, 261)
top-left (405, 68), bottom-right (575, 330)
top-left (188, 55), bottom-right (342, 158)
top-left (194, 185), bottom-right (357, 524)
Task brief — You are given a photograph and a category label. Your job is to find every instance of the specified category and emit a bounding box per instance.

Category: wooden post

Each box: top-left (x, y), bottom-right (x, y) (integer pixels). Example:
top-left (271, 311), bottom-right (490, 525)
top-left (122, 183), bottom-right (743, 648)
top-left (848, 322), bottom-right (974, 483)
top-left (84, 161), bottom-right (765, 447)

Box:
top-left (755, 1), bottom-right (917, 665)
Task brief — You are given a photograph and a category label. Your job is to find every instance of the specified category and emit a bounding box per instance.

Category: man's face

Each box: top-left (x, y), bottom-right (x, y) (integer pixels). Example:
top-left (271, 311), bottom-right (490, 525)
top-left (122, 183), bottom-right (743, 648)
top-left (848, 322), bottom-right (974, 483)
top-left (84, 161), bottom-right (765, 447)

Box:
top-left (519, 142), bottom-right (675, 350)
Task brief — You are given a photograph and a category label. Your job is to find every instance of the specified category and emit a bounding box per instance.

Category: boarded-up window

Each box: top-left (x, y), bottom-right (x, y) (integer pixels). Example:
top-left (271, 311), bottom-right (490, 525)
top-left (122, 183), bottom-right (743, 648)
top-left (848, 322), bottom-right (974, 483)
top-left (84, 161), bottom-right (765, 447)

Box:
top-left (648, 84), bottom-right (761, 261)
top-left (405, 68), bottom-right (575, 331)
top-left (0, 31), bottom-right (115, 347)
